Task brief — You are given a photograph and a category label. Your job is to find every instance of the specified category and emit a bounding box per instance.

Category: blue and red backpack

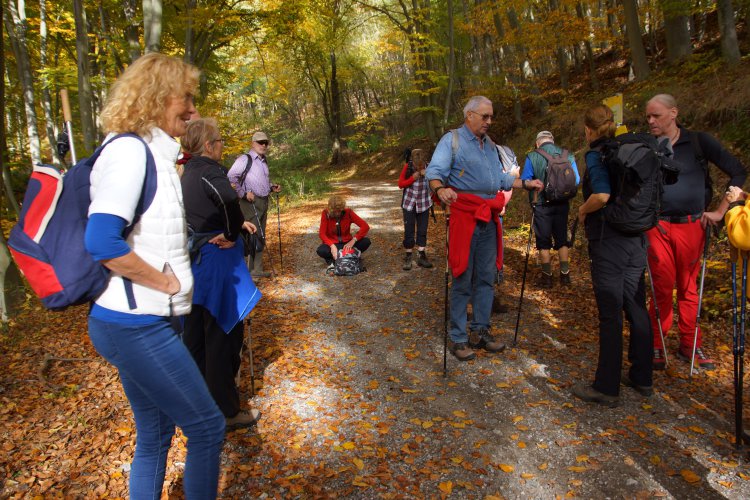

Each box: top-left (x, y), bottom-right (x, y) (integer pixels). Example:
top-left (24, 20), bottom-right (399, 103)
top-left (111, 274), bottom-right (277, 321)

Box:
top-left (8, 133), bottom-right (157, 310)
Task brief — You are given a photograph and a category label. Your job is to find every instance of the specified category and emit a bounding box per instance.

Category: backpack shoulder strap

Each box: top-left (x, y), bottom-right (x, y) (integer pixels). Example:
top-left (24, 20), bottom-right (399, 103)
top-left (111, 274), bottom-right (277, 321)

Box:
top-left (535, 147), bottom-right (554, 162)
top-left (95, 133), bottom-right (157, 236)
top-left (689, 130), bottom-right (708, 172)
top-left (450, 129), bottom-right (459, 168)
top-left (238, 153), bottom-right (253, 187)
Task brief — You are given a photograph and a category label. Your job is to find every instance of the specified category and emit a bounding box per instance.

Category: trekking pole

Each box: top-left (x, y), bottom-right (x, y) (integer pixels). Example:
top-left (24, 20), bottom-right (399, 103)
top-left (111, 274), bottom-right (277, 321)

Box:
top-left (250, 202), bottom-right (275, 276)
top-left (247, 317), bottom-right (256, 397)
top-left (738, 251), bottom-right (748, 449)
top-left (443, 207), bottom-right (450, 377)
top-left (513, 194), bottom-right (537, 346)
top-left (60, 89), bottom-right (77, 164)
top-left (275, 192), bottom-right (283, 271)
top-left (689, 225), bottom-right (711, 377)
top-left (645, 258), bottom-right (669, 368)
top-left (731, 248), bottom-right (741, 448)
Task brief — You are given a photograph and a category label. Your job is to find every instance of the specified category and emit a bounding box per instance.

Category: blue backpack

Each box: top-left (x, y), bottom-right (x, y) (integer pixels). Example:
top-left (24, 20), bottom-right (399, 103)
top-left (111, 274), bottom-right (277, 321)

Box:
top-left (8, 134), bottom-right (157, 310)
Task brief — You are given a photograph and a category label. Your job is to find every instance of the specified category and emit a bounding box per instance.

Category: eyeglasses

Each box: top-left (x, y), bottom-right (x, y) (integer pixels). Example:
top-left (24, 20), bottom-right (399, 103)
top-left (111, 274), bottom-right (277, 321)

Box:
top-left (470, 111), bottom-right (494, 122)
top-left (213, 138), bottom-right (224, 144)
top-left (255, 140), bottom-right (269, 146)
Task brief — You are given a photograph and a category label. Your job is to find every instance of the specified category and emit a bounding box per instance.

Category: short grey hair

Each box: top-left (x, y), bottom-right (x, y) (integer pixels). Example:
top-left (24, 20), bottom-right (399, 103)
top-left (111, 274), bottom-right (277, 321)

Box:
top-left (649, 93), bottom-right (678, 110)
top-left (463, 96), bottom-right (493, 119)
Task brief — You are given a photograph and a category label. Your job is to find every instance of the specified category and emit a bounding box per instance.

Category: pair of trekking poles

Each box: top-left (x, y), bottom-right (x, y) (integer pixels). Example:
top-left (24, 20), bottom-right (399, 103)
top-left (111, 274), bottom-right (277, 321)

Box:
top-left (240, 193), bottom-right (284, 395)
top-left (440, 195), bottom-right (535, 377)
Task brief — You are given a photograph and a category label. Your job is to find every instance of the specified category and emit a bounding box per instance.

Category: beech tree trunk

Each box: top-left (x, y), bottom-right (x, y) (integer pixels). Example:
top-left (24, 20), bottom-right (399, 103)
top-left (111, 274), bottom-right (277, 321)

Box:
top-left (143, 0), bottom-right (162, 53)
top-left (0, 10), bottom-right (24, 321)
top-left (124, 0), bottom-right (141, 62)
top-left (662, 3), bottom-right (692, 64)
top-left (5, 0), bottom-right (41, 167)
top-left (330, 52), bottom-right (343, 165)
top-left (442, 0), bottom-right (455, 129)
top-left (717, 0), bottom-right (741, 65)
top-left (39, 0), bottom-right (61, 165)
top-left (623, 0), bottom-right (650, 80)
top-left (73, 0), bottom-right (97, 154)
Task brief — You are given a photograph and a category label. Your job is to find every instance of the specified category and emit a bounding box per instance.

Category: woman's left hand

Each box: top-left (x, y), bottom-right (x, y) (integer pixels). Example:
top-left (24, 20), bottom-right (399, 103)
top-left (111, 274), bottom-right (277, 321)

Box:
top-left (344, 238), bottom-right (356, 250)
top-left (209, 234), bottom-right (235, 249)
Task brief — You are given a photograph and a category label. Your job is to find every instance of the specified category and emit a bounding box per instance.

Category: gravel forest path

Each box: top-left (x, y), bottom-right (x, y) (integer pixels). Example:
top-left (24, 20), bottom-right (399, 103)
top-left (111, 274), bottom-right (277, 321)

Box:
top-left (3, 180), bottom-right (750, 499)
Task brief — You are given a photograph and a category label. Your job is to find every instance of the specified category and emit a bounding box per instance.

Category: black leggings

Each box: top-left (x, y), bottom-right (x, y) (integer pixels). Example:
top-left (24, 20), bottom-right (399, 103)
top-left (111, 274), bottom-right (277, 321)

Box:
top-left (403, 208), bottom-right (429, 249)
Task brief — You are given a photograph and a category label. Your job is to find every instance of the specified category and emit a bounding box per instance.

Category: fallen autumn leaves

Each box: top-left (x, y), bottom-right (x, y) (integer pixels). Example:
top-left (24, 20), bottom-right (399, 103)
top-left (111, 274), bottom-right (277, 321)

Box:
top-left (2, 179), bottom-right (750, 498)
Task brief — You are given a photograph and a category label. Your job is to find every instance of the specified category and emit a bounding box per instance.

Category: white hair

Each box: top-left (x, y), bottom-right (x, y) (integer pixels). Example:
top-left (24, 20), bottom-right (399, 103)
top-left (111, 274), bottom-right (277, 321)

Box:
top-left (463, 96), bottom-right (493, 119)
top-left (649, 93), bottom-right (678, 110)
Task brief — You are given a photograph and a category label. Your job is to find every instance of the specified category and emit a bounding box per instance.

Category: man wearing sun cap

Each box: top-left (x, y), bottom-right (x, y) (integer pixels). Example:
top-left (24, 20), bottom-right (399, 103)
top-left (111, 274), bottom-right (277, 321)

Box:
top-left (521, 129), bottom-right (579, 288)
top-left (228, 130), bottom-right (282, 278)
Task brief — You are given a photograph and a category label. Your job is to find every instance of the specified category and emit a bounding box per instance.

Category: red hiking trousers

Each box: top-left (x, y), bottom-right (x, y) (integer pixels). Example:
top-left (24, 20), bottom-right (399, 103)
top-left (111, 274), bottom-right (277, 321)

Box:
top-left (646, 218), bottom-right (705, 351)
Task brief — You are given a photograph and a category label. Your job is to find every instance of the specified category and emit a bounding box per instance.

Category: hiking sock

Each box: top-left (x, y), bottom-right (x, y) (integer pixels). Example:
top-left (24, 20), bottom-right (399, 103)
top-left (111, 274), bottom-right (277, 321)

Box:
top-left (560, 261), bottom-right (570, 274)
top-left (542, 262), bottom-right (552, 276)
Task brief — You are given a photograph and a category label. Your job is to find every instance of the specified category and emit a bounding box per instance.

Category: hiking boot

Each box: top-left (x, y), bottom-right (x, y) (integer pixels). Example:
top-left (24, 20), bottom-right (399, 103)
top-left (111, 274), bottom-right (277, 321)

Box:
top-left (450, 342), bottom-right (476, 361)
top-left (677, 346), bottom-right (716, 370)
top-left (492, 295), bottom-right (509, 314)
top-left (402, 252), bottom-right (413, 271)
top-left (226, 408), bottom-right (261, 430)
top-left (571, 383), bottom-right (620, 408)
top-left (417, 251), bottom-right (433, 268)
top-left (326, 262), bottom-right (335, 275)
top-left (621, 374), bottom-right (654, 397)
top-left (469, 328), bottom-right (506, 353)
top-left (560, 271), bottom-right (571, 286)
top-left (653, 348), bottom-right (666, 371)
top-left (538, 272), bottom-right (553, 289)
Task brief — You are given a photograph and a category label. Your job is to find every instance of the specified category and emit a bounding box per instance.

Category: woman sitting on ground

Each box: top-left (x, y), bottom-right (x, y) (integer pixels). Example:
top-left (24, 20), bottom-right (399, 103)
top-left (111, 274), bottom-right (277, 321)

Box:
top-left (316, 195), bottom-right (371, 271)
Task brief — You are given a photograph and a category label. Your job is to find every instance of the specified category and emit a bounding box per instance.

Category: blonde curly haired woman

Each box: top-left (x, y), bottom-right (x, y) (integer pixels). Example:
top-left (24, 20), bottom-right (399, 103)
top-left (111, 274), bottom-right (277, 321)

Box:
top-left (84, 53), bottom-right (225, 498)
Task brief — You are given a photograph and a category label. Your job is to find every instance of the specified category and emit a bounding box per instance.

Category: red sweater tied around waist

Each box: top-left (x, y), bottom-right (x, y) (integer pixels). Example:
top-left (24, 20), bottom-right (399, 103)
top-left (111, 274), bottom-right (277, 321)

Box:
top-left (448, 192), bottom-right (505, 278)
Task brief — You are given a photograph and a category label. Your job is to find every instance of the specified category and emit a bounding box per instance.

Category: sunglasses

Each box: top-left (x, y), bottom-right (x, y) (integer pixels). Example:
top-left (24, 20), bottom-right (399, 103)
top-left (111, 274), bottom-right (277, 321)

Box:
top-left (255, 140), bottom-right (269, 146)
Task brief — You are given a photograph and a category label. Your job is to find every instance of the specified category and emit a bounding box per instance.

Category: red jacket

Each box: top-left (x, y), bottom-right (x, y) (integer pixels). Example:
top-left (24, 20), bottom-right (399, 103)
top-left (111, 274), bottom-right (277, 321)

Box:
top-left (398, 163), bottom-right (419, 188)
top-left (449, 193), bottom-right (505, 278)
top-left (319, 208), bottom-right (369, 246)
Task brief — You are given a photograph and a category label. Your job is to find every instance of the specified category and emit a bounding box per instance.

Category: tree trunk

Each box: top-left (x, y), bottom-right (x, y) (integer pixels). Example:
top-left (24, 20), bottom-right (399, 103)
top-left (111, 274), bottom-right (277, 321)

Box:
top-left (123, 0), bottom-right (141, 62)
top-left (330, 52), bottom-right (343, 165)
top-left (184, 0), bottom-right (196, 63)
top-left (576, 2), bottom-right (599, 90)
top-left (0, 10), bottom-right (24, 321)
top-left (662, 2), bottom-right (692, 63)
top-left (73, 0), bottom-right (97, 154)
top-left (623, 0), bottom-right (650, 79)
top-left (39, 0), bottom-right (61, 165)
top-left (442, 0), bottom-right (455, 130)
top-left (5, 0), bottom-right (41, 167)
top-left (717, 0), bottom-right (741, 65)
top-left (143, 0), bottom-right (162, 53)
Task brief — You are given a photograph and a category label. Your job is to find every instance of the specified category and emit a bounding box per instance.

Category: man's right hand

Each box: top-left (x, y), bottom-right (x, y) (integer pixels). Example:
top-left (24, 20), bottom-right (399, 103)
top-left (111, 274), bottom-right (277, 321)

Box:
top-left (438, 187), bottom-right (458, 205)
top-left (246, 191), bottom-right (255, 202)
top-left (330, 244), bottom-right (338, 260)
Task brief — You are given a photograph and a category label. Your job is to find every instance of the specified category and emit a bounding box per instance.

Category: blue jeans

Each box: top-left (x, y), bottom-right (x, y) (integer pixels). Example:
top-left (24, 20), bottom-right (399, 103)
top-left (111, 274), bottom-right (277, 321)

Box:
top-left (451, 219), bottom-right (497, 342)
top-left (88, 317), bottom-right (226, 499)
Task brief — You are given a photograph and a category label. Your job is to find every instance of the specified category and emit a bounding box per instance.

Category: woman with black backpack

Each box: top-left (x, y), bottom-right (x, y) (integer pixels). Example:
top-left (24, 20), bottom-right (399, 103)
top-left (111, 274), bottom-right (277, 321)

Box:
top-left (571, 103), bottom-right (653, 408)
top-left (317, 195), bottom-right (371, 273)
top-left (398, 149), bottom-right (433, 270)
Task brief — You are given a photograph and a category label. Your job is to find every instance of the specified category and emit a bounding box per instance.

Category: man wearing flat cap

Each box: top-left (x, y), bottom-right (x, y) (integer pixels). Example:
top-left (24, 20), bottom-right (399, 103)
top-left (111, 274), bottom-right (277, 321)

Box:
top-left (521, 130), bottom-right (579, 288)
top-left (228, 131), bottom-right (282, 278)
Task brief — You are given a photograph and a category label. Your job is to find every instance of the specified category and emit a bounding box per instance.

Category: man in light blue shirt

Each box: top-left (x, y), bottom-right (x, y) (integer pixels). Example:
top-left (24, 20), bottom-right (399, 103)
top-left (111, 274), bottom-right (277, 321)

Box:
top-left (427, 96), bottom-right (542, 361)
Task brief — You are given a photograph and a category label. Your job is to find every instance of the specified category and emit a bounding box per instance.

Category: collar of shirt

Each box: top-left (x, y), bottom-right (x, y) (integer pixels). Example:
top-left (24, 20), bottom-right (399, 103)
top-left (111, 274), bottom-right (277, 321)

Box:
top-left (249, 150), bottom-right (266, 163)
